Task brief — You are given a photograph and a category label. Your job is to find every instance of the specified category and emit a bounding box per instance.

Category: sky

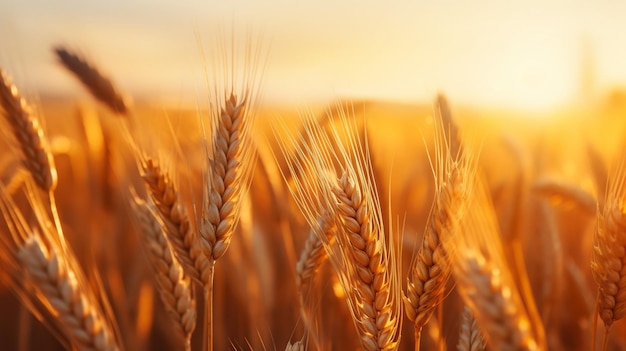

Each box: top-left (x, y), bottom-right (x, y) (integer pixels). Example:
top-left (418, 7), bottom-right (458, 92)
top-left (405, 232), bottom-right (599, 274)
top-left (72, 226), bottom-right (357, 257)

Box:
top-left (2, 1), bottom-right (626, 109)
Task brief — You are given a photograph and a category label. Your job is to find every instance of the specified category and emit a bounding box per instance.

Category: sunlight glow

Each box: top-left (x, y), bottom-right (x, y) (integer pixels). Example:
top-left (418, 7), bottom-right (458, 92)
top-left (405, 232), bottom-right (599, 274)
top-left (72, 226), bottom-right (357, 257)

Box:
top-left (1, 1), bottom-right (624, 111)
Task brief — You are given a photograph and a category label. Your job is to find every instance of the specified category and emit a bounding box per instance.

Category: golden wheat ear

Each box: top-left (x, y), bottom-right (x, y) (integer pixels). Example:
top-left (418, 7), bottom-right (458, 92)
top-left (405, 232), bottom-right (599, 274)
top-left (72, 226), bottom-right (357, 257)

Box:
top-left (0, 182), bottom-right (121, 351)
top-left (200, 93), bottom-right (254, 261)
top-left (442, 178), bottom-right (544, 351)
top-left (404, 95), bottom-right (475, 346)
top-left (296, 218), bottom-right (336, 299)
top-left (136, 154), bottom-right (209, 285)
top-left (271, 113), bottom-right (339, 349)
top-left (54, 46), bottom-right (129, 115)
top-left (592, 150), bottom-right (626, 344)
top-left (195, 31), bottom-right (267, 351)
top-left (285, 340), bottom-right (305, 351)
top-left (279, 104), bottom-right (402, 351)
top-left (0, 69), bottom-right (58, 192)
top-left (128, 195), bottom-right (197, 351)
top-left (532, 176), bottom-right (596, 215)
top-left (457, 306), bottom-right (486, 351)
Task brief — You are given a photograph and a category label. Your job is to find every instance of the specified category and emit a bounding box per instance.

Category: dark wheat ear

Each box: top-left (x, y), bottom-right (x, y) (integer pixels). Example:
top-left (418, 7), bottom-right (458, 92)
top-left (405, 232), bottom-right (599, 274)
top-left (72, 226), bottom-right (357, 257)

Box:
top-left (0, 69), bottom-right (57, 192)
top-left (54, 46), bottom-right (129, 115)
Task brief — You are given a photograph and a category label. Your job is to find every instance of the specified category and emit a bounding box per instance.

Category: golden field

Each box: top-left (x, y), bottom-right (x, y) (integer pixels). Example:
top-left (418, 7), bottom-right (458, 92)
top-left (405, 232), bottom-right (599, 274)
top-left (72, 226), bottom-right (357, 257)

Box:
top-left (1, 39), bottom-right (626, 351)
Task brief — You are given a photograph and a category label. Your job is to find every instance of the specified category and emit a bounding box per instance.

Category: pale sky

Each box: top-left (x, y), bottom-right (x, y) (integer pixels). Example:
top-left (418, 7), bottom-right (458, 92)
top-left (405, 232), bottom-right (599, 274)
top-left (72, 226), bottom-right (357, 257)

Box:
top-left (2, 1), bottom-right (626, 109)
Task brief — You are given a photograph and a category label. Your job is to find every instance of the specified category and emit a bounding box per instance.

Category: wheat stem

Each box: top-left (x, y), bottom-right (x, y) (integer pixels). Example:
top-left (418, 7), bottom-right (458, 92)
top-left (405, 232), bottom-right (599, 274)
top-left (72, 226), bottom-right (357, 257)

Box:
top-left (203, 262), bottom-right (216, 351)
top-left (413, 327), bottom-right (421, 351)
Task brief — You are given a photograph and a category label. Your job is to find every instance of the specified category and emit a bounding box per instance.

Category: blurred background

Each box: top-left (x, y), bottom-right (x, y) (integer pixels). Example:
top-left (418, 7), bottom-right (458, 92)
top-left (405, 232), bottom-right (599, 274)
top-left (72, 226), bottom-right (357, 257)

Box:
top-left (2, 0), bottom-right (626, 111)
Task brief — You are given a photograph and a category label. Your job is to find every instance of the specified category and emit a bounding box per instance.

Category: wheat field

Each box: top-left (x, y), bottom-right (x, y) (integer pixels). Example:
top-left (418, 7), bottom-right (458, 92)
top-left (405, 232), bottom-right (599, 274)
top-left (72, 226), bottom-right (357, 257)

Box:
top-left (0, 34), bottom-right (626, 351)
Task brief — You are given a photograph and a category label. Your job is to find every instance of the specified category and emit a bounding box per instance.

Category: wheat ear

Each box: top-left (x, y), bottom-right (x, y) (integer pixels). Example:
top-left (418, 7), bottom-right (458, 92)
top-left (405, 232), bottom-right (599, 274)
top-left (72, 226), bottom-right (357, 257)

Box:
top-left (273, 115), bottom-right (339, 347)
top-left (404, 95), bottom-right (471, 344)
top-left (200, 93), bottom-right (256, 262)
top-left (17, 236), bottom-right (119, 351)
top-left (197, 92), bottom-right (253, 351)
top-left (0, 182), bottom-right (119, 351)
top-left (458, 252), bottom-right (537, 351)
top-left (0, 69), bottom-right (66, 257)
top-left (331, 172), bottom-right (399, 351)
top-left (296, 229), bottom-right (327, 296)
top-left (457, 306), bottom-right (486, 351)
top-left (54, 47), bottom-right (128, 115)
top-left (130, 196), bottom-right (196, 350)
top-left (294, 218), bottom-right (335, 350)
top-left (275, 105), bottom-right (401, 350)
top-left (139, 156), bottom-right (209, 285)
top-left (197, 33), bottom-right (266, 351)
top-left (296, 216), bottom-right (335, 298)
top-left (442, 178), bottom-right (542, 351)
top-left (328, 105), bottom-right (400, 351)
top-left (592, 151), bottom-right (626, 333)
top-left (285, 340), bottom-right (305, 351)
top-left (0, 69), bottom-right (57, 192)
top-left (532, 176), bottom-right (596, 214)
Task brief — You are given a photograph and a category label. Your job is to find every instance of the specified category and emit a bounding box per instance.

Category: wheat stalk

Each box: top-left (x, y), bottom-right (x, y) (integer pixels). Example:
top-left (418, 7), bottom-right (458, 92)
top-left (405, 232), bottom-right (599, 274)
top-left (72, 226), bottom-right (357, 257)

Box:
top-left (457, 306), bottom-right (486, 351)
top-left (0, 69), bottom-right (57, 192)
top-left (538, 200), bottom-right (563, 327)
top-left (197, 92), bottom-right (255, 351)
top-left (588, 143), bottom-right (608, 209)
top-left (196, 32), bottom-right (266, 351)
top-left (54, 47), bottom-right (129, 115)
top-left (130, 196), bottom-right (197, 351)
